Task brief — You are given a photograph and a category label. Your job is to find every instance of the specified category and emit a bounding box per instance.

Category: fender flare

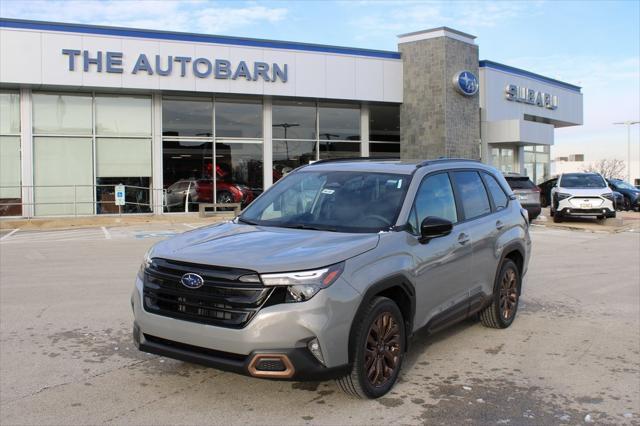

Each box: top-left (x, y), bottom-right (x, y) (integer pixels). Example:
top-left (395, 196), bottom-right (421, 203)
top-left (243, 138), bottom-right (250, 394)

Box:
top-left (347, 274), bottom-right (416, 363)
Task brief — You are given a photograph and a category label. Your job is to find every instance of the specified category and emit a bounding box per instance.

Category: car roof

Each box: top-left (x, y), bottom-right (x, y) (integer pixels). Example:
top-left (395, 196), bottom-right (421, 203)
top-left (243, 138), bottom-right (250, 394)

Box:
top-left (300, 158), bottom-right (491, 175)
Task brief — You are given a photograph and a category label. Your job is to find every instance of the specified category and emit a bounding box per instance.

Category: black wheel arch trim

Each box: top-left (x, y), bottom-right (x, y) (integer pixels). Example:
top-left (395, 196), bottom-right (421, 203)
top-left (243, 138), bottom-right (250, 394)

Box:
top-left (496, 242), bottom-right (526, 288)
top-left (347, 274), bottom-right (416, 364)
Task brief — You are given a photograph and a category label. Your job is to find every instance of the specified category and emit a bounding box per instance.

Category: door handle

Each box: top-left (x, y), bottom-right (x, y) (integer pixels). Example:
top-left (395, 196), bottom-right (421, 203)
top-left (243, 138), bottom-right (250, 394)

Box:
top-left (496, 220), bottom-right (504, 230)
top-left (457, 233), bottom-right (470, 245)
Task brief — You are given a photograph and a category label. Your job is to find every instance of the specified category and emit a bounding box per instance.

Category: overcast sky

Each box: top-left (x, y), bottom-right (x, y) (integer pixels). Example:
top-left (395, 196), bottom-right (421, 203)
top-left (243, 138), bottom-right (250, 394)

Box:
top-left (1, 0), bottom-right (639, 165)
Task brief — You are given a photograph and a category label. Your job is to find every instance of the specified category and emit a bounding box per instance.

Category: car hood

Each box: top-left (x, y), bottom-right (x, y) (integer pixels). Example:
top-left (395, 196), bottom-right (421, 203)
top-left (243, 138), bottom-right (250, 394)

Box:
top-left (557, 187), bottom-right (610, 196)
top-left (150, 221), bottom-right (380, 273)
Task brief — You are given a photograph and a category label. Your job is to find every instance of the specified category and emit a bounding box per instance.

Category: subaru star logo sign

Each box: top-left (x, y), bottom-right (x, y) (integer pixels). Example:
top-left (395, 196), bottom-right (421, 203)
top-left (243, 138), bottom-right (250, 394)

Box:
top-left (180, 272), bottom-right (204, 289)
top-left (453, 70), bottom-right (479, 96)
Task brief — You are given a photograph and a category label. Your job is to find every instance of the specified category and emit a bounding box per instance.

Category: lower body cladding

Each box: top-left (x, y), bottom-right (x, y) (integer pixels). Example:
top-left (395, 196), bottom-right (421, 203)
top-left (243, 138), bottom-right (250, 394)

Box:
top-left (131, 276), bottom-right (358, 381)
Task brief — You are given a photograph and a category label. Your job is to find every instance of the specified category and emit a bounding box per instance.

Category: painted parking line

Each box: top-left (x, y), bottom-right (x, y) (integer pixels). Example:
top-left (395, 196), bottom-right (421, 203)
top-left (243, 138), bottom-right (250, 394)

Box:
top-left (0, 228), bottom-right (20, 242)
top-left (182, 223), bottom-right (197, 229)
top-left (101, 226), bottom-right (112, 240)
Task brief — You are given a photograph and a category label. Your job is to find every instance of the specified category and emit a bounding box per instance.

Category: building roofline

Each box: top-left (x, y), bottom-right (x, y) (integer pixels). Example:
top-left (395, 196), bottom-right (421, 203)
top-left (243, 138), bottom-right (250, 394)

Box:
top-left (398, 26), bottom-right (476, 40)
top-left (479, 59), bottom-right (581, 92)
top-left (0, 18), bottom-right (402, 60)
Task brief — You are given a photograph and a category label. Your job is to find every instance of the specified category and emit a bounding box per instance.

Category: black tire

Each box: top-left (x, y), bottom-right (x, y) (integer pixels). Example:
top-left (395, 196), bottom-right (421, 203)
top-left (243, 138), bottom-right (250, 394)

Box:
top-left (597, 215), bottom-right (604, 220)
top-left (479, 259), bottom-right (521, 329)
top-left (336, 297), bottom-right (405, 399)
top-left (623, 197), bottom-right (631, 211)
top-left (553, 212), bottom-right (563, 223)
top-left (549, 207), bottom-right (554, 217)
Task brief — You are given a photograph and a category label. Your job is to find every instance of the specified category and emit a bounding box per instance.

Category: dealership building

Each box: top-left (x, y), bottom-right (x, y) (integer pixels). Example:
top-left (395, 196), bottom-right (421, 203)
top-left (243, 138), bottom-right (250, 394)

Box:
top-left (0, 18), bottom-right (583, 217)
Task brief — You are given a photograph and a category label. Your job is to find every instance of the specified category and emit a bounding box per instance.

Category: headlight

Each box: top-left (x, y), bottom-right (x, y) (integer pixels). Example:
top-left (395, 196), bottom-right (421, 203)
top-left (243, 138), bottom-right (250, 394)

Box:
top-left (601, 193), bottom-right (614, 201)
top-left (556, 193), bottom-right (571, 200)
top-left (137, 248), bottom-right (154, 280)
top-left (259, 262), bottom-right (345, 302)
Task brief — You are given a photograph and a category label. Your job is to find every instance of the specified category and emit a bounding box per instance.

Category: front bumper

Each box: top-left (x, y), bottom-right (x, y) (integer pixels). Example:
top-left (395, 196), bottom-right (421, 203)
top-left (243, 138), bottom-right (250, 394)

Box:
top-left (557, 197), bottom-right (615, 216)
top-left (131, 275), bottom-right (360, 379)
top-left (133, 323), bottom-right (349, 381)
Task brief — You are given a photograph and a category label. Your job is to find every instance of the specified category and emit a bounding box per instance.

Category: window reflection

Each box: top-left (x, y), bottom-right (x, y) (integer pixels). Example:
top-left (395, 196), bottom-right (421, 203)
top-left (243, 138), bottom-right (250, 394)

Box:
top-left (162, 98), bottom-right (213, 137)
top-left (215, 99), bottom-right (262, 139)
top-left (319, 103), bottom-right (360, 141)
top-left (369, 104), bottom-right (400, 142)
top-left (273, 140), bottom-right (317, 182)
top-left (320, 141), bottom-right (360, 159)
top-left (272, 101), bottom-right (316, 140)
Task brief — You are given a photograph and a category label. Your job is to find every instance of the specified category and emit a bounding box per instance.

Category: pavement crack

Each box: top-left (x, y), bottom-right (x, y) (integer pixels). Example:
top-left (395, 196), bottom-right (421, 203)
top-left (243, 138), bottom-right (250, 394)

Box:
top-left (0, 359), bottom-right (150, 406)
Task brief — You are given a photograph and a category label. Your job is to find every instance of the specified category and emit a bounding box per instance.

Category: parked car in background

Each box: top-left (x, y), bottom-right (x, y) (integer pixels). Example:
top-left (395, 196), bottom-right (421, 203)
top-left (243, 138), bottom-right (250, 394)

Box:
top-left (503, 173), bottom-right (541, 220)
top-left (550, 173), bottom-right (615, 222)
top-left (612, 191), bottom-right (625, 211)
top-left (165, 179), bottom-right (254, 212)
top-left (538, 177), bottom-right (558, 207)
top-left (607, 178), bottom-right (640, 211)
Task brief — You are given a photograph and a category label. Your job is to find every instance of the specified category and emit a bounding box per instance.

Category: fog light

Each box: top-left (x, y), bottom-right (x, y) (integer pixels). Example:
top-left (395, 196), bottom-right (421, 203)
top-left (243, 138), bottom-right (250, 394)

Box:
top-left (308, 338), bottom-right (325, 366)
top-left (602, 209), bottom-right (606, 213)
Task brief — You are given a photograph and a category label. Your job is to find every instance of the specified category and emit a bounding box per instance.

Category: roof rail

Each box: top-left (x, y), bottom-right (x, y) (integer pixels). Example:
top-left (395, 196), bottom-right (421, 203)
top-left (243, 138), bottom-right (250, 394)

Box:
top-left (310, 157), bottom-right (398, 165)
top-left (416, 158), bottom-right (480, 168)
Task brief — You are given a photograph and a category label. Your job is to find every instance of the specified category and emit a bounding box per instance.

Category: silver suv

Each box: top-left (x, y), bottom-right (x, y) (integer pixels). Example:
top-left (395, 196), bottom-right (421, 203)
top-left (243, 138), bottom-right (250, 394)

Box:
top-left (132, 159), bottom-right (531, 399)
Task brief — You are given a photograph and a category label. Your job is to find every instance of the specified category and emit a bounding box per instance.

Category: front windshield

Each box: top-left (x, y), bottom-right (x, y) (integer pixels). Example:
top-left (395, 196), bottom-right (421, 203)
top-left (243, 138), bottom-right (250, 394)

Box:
top-left (613, 180), bottom-right (636, 190)
top-left (560, 174), bottom-right (606, 189)
top-left (240, 170), bottom-right (411, 233)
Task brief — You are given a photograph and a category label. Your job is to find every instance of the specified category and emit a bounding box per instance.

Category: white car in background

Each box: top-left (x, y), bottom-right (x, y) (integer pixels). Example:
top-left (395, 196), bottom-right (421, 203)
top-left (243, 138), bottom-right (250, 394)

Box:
top-left (550, 172), bottom-right (616, 223)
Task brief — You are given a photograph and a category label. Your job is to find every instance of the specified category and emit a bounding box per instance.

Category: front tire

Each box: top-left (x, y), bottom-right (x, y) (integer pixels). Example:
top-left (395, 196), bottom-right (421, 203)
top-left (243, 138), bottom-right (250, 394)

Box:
top-left (336, 297), bottom-right (405, 399)
top-left (480, 259), bottom-right (521, 329)
top-left (553, 212), bottom-right (563, 223)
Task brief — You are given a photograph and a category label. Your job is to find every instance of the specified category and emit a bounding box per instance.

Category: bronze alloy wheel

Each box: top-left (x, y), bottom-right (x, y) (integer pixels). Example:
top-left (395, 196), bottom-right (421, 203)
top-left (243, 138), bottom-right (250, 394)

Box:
top-left (364, 312), bottom-right (401, 387)
top-left (500, 268), bottom-right (518, 320)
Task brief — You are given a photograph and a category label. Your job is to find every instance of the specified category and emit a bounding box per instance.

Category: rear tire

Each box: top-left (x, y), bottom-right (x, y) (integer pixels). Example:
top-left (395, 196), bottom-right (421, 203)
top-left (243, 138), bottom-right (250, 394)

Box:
top-left (479, 259), bottom-right (521, 329)
top-left (336, 297), bottom-right (405, 399)
top-left (553, 213), bottom-right (563, 223)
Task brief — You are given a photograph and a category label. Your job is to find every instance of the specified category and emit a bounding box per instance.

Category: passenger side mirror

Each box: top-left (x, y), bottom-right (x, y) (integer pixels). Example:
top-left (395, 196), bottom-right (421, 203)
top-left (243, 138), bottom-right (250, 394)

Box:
top-left (419, 216), bottom-right (453, 244)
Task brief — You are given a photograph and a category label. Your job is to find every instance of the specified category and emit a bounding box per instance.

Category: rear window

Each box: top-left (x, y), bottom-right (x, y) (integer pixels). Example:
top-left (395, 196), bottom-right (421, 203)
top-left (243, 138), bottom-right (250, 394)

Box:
top-left (505, 176), bottom-right (535, 190)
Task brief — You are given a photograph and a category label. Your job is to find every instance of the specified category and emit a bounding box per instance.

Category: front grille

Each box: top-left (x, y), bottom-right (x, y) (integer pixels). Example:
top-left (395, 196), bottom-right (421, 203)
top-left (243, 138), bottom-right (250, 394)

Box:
top-left (143, 258), bottom-right (273, 329)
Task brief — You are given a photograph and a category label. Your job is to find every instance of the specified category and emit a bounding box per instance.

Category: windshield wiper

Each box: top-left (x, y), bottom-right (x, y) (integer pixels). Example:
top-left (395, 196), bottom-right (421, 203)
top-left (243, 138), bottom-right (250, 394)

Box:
top-left (280, 223), bottom-right (338, 232)
top-left (237, 217), bottom-right (258, 225)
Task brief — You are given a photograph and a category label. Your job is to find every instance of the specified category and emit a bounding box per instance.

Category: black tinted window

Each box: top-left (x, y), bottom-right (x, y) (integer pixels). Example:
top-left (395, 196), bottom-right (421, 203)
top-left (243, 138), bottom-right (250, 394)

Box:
top-left (484, 173), bottom-right (508, 210)
top-left (505, 176), bottom-right (535, 190)
top-left (452, 171), bottom-right (491, 219)
top-left (410, 173), bottom-right (458, 233)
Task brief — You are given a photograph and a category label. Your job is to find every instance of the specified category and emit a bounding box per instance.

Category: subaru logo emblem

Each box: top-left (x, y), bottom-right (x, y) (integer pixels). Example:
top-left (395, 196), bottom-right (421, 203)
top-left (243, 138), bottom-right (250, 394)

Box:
top-left (453, 70), bottom-right (479, 96)
top-left (180, 273), bottom-right (204, 289)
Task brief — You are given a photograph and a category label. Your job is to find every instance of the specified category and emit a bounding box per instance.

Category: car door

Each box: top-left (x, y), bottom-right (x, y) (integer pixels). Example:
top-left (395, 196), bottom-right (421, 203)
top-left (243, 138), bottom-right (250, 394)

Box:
top-left (407, 172), bottom-right (474, 330)
top-left (450, 170), bottom-right (498, 297)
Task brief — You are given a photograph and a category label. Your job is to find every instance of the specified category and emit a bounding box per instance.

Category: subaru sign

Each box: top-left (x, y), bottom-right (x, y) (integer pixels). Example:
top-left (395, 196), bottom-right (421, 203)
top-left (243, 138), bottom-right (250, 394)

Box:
top-left (453, 70), bottom-right (479, 96)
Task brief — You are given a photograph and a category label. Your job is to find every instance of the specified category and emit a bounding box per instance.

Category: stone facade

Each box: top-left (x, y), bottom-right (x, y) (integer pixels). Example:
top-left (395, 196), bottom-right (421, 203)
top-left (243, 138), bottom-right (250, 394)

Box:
top-left (399, 33), bottom-right (480, 160)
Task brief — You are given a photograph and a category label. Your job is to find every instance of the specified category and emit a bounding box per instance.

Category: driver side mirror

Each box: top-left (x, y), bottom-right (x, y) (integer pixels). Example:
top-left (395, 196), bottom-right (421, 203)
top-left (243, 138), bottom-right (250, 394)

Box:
top-left (419, 216), bottom-right (453, 244)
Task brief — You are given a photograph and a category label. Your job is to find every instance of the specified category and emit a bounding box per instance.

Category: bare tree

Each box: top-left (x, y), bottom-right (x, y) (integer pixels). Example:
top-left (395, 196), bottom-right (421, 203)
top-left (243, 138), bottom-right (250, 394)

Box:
top-left (583, 159), bottom-right (626, 179)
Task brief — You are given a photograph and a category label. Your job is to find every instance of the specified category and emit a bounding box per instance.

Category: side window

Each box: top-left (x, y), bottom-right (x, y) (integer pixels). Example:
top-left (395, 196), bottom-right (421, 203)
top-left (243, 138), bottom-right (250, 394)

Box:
top-left (452, 171), bottom-right (491, 220)
top-left (411, 173), bottom-right (458, 233)
top-left (483, 173), bottom-right (508, 211)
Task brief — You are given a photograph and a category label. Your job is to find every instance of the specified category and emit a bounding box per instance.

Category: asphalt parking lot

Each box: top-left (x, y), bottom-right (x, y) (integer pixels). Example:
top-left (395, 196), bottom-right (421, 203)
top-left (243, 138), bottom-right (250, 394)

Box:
top-left (1, 222), bottom-right (639, 425)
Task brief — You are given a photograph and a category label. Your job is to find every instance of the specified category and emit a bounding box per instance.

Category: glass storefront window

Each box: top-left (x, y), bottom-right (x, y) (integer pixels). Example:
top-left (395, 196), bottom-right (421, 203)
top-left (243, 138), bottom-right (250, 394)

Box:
top-left (32, 93), bottom-right (92, 135)
top-left (216, 142), bottom-right (263, 193)
top-left (370, 142), bottom-right (400, 158)
top-left (96, 138), bottom-right (151, 178)
top-left (215, 98), bottom-right (262, 139)
top-left (319, 103), bottom-right (360, 141)
top-left (0, 92), bottom-right (21, 216)
top-left (162, 98), bottom-right (213, 137)
top-left (369, 104), bottom-right (400, 142)
top-left (33, 137), bottom-right (94, 216)
top-left (273, 140), bottom-right (317, 181)
top-left (96, 177), bottom-right (151, 214)
top-left (320, 141), bottom-right (361, 159)
top-left (272, 101), bottom-right (316, 140)
top-left (95, 95), bottom-right (152, 136)
top-left (0, 92), bottom-right (20, 135)
top-left (163, 140), bottom-right (213, 212)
